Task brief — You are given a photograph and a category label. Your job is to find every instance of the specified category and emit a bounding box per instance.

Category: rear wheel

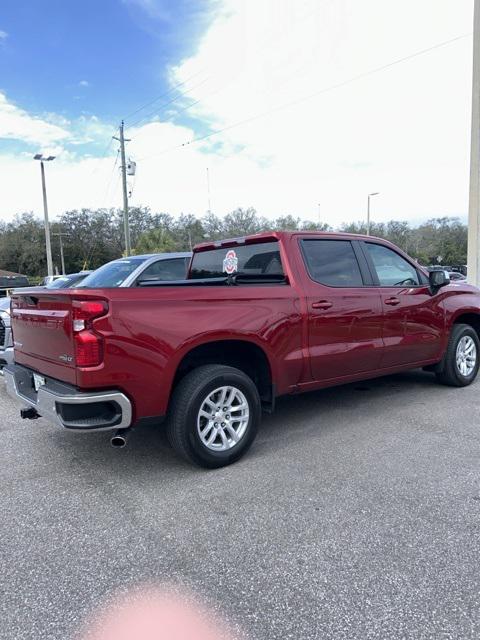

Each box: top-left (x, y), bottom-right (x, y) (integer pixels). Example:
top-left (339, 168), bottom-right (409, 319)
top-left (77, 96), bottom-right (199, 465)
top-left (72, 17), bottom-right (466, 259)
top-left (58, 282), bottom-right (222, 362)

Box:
top-left (436, 324), bottom-right (480, 387)
top-left (167, 364), bottom-right (261, 468)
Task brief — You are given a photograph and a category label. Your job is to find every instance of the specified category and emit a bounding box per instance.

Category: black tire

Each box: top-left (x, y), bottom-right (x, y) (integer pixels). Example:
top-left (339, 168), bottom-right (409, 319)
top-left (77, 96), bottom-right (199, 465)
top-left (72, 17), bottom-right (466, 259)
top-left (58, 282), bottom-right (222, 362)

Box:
top-left (436, 323), bottom-right (480, 387)
top-left (166, 364), bottom-right (261, 468)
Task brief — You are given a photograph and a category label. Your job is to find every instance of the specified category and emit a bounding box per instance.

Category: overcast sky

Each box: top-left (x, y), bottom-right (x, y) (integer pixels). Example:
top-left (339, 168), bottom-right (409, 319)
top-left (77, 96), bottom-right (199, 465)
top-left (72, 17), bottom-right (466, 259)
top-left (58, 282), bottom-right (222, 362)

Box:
top-left (0, 0), bottom-right (474, 227)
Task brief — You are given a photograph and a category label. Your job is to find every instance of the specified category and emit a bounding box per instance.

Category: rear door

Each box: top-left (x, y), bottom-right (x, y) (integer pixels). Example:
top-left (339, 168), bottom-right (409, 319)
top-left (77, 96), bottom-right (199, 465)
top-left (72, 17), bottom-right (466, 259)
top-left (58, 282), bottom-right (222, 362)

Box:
top-left (299, 238), bottom-right (384, 381)
top-left (361, 241), bottom-right (445, 367)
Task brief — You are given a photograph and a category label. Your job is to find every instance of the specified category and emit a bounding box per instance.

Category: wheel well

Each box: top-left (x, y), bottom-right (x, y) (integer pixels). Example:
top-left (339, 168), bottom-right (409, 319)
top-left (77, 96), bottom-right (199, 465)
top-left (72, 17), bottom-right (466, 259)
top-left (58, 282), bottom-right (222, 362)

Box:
top-left (173, 340), bottom-right (274, 411)
top-left (453, 313), bottom-right (480, 339)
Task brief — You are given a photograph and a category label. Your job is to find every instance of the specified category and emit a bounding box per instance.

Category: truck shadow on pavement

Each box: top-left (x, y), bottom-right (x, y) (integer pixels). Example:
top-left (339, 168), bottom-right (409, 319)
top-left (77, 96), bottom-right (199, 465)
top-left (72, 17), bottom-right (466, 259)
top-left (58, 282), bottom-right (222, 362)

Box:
top-left (44, 368), bottom-right (455, 474)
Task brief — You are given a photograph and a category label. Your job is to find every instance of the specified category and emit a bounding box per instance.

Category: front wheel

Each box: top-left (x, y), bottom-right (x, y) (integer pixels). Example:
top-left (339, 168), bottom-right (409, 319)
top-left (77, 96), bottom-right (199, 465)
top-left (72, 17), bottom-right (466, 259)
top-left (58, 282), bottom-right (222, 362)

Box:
top-left (436, 324), bottom-right (480, 387)
top-left (167, 364), bottom-right (261, 468)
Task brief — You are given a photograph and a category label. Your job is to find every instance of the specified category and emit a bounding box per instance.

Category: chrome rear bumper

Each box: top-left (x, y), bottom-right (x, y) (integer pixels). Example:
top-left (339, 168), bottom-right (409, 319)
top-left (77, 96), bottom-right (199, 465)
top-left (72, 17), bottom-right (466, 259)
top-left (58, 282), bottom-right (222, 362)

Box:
top-left (4, 364), bottom-right (132, 431)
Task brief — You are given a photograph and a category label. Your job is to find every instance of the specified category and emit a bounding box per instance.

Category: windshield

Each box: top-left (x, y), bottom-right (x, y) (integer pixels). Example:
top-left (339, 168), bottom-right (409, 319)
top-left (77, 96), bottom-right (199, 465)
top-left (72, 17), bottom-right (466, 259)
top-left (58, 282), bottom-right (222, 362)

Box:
top-left (46, 273), bottom-right (89, 289)
top-left (77, 257), bottom-right (146, 288)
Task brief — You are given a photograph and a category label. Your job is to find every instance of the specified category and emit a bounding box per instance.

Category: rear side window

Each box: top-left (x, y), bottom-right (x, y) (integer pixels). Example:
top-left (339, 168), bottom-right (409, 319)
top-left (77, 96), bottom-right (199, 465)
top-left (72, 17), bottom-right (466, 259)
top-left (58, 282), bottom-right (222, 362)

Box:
top-left (301, 239), bottom-right (363, 287)
top-left (138, 258), bottom-right (189, 282)
top-left (190, 241), bottom-right (284, 279)
top-left (365, 243), bottom-right (420, 286)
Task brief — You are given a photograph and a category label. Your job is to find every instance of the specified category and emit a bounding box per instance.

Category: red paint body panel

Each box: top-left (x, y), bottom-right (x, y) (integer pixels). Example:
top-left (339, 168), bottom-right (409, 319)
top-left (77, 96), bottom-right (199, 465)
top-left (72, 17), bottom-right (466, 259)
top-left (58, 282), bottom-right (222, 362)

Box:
top-left (10, 232), bottom-right (480, 424)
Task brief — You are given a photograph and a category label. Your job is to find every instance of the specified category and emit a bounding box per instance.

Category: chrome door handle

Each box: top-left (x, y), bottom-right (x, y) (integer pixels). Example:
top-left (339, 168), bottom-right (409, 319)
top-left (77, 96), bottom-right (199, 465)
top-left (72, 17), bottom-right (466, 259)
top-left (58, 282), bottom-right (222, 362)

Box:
top-left (312, 300), bottom-right (332, 310)
top-left (384, 297), bottom-right (400, 306)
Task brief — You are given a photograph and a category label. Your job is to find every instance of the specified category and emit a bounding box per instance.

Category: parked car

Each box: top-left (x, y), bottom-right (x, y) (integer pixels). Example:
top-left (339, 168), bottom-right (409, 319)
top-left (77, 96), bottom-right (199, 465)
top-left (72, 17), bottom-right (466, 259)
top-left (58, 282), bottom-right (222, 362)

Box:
top-left (75, 253), bottom-right (192, 288)
top-left (0, 271), bottom-right (30, 298)
top-left (447, 271), bottom-right (467, 281)
top-left (44, 271), bottom-right (93, 289)
top-left (5, 232), bottom-right (480, 468)
top-left (41, 275), bottom-right (63, 286)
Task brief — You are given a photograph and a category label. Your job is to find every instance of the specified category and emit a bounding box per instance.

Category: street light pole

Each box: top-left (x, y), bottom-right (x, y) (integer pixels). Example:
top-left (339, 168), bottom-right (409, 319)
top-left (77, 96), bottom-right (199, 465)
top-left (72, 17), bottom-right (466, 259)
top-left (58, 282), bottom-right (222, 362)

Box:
top-left (367, 192), bottom-right (379, 236)
top-left (468, 0), bottom-right (480, 285)
top-left (34, 154), bottom-right (55, 277)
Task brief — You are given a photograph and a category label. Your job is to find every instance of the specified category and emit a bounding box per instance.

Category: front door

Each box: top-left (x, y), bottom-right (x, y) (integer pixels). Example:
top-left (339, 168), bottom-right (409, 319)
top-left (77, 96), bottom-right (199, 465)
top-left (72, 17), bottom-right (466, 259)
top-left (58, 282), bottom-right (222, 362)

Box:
top-left (361, 241), bottom-right (445, 368)
top-left (299, 238), bottom-right (384, 382)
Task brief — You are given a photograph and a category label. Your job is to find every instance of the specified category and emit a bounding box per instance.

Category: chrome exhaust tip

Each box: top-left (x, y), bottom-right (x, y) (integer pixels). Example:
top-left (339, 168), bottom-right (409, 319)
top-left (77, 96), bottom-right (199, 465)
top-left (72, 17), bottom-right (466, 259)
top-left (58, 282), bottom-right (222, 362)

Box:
top-left (111, 427), bottom-right (131, 448)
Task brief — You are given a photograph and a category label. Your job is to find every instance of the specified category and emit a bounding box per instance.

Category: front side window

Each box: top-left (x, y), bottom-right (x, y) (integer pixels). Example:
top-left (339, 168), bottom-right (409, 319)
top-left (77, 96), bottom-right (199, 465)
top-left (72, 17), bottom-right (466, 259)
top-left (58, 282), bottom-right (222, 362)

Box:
top-left (365, 243), bottom-right (420, 286)
top-left (138, 258), bottom-right (189, 282)
top-left (301, 239), bottom-right (363, 287)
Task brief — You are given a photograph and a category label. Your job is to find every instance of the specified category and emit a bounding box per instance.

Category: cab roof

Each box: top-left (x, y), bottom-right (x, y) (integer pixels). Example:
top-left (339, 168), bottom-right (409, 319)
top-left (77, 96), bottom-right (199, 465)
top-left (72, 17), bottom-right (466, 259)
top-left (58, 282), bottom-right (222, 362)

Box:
top-left (194, 230), bottom-right (384, 252)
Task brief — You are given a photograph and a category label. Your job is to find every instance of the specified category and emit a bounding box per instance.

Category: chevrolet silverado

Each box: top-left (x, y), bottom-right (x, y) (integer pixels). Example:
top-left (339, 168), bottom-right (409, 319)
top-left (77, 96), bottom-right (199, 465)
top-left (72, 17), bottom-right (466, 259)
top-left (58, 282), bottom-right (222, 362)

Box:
top-left (5, 232), bottom-right (480, 468)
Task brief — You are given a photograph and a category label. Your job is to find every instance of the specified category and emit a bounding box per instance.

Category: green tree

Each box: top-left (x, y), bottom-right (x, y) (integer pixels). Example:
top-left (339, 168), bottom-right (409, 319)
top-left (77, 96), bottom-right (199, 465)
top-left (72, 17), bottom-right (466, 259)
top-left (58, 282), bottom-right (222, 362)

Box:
top-left (223, 207), bottom-right (270, 236)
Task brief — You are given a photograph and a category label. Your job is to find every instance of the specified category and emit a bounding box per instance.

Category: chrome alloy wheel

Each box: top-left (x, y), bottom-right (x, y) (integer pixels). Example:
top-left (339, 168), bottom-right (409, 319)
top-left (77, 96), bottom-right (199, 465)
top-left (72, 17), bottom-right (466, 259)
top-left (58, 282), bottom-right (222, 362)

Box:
top-left (197, 385), bottom-right (250, 451)
top-left (456, 335), bottom-right (477, 376)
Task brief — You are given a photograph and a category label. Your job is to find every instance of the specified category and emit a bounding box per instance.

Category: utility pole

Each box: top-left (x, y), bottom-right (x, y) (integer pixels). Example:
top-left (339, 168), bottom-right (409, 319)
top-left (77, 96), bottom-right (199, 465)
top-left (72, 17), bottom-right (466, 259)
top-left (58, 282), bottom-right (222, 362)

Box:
top-left (34, 154), bottom-right (55, 277)
top-left (366, 192), bottom-right (379, 236)
top-left (113, 121), bottom-right (131, 256)
top-left (206, 167), bottom-right (212, 213)
top-left (53, 232), bottom-right (68, 274)
top-left (468, 0), bottom-right (480, 285)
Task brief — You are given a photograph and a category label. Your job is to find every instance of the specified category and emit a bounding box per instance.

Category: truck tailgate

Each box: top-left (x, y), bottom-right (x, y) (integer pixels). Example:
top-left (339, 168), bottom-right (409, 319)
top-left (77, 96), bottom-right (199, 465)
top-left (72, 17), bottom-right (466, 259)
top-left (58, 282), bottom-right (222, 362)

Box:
top-left (11, 291), bottom-right (77, 384)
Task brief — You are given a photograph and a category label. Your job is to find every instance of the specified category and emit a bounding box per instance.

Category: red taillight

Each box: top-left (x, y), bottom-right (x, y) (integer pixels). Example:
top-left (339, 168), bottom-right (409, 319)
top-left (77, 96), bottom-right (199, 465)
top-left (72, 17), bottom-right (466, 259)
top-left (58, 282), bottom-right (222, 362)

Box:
top-left (72, 299), bottom-right (108, 367)
top-left (72, 300), bottom-right (108, 331)
top-left (74, 330), bottom-right (103, 367)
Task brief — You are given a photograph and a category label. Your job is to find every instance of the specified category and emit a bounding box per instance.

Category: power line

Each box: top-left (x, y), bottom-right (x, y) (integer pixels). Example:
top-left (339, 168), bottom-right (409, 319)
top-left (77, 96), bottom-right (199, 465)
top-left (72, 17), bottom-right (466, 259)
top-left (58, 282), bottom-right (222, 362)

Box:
top-left (123, 70), bottom-right (206, 123)
top-left (137, 32), bottom-right (471, 161)
top-left (89, 135), bottom-right (116, 177)
top-left (100, 148), bottom-right (120, 207)
top-left (126, 76), bottom-right (210, 130)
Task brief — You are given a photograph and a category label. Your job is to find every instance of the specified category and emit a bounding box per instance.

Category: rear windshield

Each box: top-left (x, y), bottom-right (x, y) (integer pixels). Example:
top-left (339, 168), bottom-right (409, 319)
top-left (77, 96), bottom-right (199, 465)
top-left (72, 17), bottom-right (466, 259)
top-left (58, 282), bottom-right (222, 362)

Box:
top-left (77, 258), bottom-right (146, 288)
top-left (190, 241), bottom-right (284, 279)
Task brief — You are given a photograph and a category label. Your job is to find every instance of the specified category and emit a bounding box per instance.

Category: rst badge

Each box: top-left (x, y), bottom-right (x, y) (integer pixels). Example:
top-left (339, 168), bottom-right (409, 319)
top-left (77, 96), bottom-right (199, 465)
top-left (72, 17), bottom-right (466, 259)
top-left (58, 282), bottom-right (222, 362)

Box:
top-left (223, 249), bottom-right (238, 274)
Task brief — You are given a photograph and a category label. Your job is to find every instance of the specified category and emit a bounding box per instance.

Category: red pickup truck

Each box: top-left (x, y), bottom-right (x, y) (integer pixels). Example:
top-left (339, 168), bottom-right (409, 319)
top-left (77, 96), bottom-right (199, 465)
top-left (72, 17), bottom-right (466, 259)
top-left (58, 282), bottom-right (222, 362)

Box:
top-left (5, 232), bottom-right (480, 468)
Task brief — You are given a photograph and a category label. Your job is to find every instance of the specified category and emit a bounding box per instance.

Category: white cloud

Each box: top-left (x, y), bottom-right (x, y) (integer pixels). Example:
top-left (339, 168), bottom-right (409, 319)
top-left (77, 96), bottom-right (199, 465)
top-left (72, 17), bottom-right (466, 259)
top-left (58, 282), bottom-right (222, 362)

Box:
top-left (78, 80), bottom-right (90, 87)
top-left (0, 92), bottom-right (70, 147)
top-left (162, 0), bottom-right (473, 225)
top-left (0, 0), bottom-right (474, 227)
top-left (0, 30), bottom-right (8, 40)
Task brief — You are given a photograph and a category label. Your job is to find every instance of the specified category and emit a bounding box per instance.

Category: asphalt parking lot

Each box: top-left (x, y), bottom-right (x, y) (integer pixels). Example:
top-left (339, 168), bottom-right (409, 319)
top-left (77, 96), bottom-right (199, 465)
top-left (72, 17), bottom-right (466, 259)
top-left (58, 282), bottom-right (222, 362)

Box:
top-left (1, 369), bottom-right (480, 639)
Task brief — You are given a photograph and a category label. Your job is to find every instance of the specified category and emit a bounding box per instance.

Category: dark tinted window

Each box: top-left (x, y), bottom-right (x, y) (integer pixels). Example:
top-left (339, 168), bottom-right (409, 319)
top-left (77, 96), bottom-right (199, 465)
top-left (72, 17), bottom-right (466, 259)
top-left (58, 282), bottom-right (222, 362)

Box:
top-left (138, 258), bottom-right (189, 282)
top-left (190, 241), bottom-right (284, 279)
top-left (365, 243), bottom-right (419, 286)
top-left (301, 239), bottom-right (363, 287)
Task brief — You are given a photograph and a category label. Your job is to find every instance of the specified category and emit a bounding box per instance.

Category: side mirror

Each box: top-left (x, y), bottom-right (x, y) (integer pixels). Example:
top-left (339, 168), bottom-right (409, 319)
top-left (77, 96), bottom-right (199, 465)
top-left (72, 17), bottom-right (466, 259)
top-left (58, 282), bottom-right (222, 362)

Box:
top-left (429, 269), bottom-right (450, 292)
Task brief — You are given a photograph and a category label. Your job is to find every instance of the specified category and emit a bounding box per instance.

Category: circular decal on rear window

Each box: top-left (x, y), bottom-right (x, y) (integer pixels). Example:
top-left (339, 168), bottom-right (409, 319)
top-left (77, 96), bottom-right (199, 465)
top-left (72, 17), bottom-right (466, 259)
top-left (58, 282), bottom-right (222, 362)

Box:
top-left (223, 249), bottom-right (238, 274)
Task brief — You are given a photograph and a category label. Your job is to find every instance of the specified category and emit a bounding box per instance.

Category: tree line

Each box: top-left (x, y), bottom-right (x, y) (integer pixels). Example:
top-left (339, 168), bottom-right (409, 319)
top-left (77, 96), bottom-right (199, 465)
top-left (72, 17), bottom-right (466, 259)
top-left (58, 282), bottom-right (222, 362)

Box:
top-left (0, 207), bottom-right (467, 277)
